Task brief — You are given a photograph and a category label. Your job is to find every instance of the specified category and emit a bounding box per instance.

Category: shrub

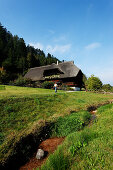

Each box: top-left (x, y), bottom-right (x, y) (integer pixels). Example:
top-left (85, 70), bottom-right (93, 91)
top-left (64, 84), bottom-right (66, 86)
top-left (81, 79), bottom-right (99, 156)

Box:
top-left (102, 84), bottom-right (113, 92)
top-left (59, 85), bottom-right (69, 91)
top-left (85, 75), bottom-right (102, 91)
top-left (35, 81), bottom-right (42, 88)
top-left (14, 76), bottom-right (32, 87)
top-left (0, 70), bottom-right (9, 84)
top-left (42, 81), bottom-right (54, 89)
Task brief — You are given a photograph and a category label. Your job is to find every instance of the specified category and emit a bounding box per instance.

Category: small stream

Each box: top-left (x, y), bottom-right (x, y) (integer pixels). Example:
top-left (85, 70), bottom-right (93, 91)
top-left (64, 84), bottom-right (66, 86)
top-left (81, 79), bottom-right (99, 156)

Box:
top-left (1, 101), bottom-right (113, 170)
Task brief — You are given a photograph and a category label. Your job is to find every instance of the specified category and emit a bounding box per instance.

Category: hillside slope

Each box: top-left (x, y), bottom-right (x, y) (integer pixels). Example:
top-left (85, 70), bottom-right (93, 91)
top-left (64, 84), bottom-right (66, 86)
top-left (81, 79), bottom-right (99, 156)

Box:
top-left (0, 86), bottom-right (113, 169)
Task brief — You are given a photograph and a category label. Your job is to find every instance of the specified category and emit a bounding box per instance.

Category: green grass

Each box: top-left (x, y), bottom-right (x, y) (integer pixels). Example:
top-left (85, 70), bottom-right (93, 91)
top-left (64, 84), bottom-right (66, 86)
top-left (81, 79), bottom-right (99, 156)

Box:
top-left (41, 104), bottom-right (113, 170)
top-left (0, 85), bottom-right (5, 90)
top-left (70, 104), bottom-right (113, 169)
top-left (50, 111), bottom-right (91, 137)
top-left (0, 85), bottom-right (56, 98)
top-left (40, 147), bottom-right (70, 170)
top-left (0, 85), bottom-right (113, 167)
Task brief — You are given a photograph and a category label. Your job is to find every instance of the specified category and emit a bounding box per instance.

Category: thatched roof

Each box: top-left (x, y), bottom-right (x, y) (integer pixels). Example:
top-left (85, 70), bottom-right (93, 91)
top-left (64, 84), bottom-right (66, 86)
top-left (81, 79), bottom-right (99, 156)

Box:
top-left (24, 61), bottom-right (81, 81)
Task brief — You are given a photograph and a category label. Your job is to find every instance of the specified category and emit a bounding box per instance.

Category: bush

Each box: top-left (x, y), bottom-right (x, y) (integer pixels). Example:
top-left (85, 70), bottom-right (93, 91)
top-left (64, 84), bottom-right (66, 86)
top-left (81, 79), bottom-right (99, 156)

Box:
top-left (14, 76), bottom-right (33, 87)
top-left (0, 70), bottom-right (9, 84)
top-left (42, 81), bottom-right (54, 89)
top-left (58, 84), bottom-right (67, 90)
top-left (85, 75), bottom-right (102, 91)
top-left (35, 81), bottom-right (42, 88)
top-left (58, 85), bottom-right (72, 91)
top-left (102, 84), bottom-right (113, 92)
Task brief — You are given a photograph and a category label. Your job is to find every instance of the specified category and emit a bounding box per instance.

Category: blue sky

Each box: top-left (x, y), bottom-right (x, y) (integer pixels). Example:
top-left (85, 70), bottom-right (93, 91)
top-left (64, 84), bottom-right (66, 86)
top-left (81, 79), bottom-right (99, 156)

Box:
top-left (0, 0), bottom-right (113, 85)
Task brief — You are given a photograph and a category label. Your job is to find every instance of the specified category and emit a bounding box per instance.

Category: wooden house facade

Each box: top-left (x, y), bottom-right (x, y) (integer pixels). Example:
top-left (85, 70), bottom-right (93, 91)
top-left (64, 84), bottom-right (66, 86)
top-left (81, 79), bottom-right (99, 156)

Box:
top-left (24, 61), bottom-right (84, 90)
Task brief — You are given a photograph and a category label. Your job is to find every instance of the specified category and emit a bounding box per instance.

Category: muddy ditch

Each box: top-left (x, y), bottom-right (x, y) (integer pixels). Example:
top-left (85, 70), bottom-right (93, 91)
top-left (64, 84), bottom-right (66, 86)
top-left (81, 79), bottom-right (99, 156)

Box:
top-left (87, 100), bottom-right (113, 112)
top-left (20, 137), bottom-right (65, 170)
top-left (1, 101), bottom-right (113, 170)
top-left (0, 122), bottom-right (54, 170)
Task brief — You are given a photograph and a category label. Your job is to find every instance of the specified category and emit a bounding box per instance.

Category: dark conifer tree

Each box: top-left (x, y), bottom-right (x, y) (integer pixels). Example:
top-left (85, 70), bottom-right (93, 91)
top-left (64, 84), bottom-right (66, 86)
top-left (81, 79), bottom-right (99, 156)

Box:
top-left (0, 23), bottom-right (60, 83)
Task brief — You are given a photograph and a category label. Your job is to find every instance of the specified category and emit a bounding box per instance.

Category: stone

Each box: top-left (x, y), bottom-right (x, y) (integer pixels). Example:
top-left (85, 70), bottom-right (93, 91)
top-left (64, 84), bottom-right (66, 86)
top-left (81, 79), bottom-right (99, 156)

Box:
top-left (36, 149), bottom-right (44, 160)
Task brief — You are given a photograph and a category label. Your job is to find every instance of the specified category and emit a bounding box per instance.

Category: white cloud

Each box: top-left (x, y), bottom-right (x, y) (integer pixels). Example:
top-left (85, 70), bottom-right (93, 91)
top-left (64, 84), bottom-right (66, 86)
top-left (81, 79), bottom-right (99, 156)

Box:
top-left (29, 42), bottom-right (71, 55)
top-left (29, 42), bottom-right (43, 50)
top-left (85, 42), bottom-right (101, 50)
top-left (54, 35), bottom-right (66, 42)
top-left (46, 44), bottom-right (71, 54)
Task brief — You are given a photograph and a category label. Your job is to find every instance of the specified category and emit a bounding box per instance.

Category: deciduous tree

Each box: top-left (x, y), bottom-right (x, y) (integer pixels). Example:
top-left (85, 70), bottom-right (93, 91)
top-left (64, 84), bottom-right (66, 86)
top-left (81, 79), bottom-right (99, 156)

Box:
top-left (85, 75), bottom-right (102, 91)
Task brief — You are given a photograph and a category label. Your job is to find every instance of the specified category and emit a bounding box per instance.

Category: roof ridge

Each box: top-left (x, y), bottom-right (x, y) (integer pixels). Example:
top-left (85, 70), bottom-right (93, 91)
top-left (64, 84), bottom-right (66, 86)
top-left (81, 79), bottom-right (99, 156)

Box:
top-left (30, 61), bottom-right (74, 70)
top-left (59, 61), bottom-right (74, 64)
top-left (30, 64), bottom-right (54, 70)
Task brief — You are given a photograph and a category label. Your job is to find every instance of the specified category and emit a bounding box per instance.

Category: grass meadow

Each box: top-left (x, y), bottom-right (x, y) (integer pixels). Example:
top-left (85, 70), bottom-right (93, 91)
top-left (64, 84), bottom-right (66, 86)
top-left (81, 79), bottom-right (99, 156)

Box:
top-left (40, 104), bottom-right (113, 170)
top-left (0, 85), bottom-right (55, 98)
top-left (0, 85), bottom-right (113, 169)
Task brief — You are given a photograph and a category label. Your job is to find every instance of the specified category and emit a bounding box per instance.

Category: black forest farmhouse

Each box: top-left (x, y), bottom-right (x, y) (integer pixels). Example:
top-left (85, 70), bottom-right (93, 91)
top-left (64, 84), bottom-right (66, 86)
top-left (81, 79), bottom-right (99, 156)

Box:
top-left (24, 61), bottom-right (84, 90)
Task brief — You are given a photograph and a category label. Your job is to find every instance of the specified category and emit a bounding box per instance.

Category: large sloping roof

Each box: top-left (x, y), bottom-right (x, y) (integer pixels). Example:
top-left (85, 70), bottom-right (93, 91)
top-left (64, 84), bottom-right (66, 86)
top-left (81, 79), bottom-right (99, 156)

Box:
top-left (24, 61), bottom-right (81, 81)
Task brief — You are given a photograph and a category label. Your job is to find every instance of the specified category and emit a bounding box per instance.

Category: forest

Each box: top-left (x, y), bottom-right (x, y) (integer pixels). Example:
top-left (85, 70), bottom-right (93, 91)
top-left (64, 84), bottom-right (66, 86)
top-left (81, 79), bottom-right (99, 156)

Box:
top-left (0, 23), bottom-right (60, 83)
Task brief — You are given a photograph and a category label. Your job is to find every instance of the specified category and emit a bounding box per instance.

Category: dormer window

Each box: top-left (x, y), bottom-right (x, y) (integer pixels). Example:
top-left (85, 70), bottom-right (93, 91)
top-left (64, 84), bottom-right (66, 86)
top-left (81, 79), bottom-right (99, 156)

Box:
top-left (43, 68), bottom-right (64, 77)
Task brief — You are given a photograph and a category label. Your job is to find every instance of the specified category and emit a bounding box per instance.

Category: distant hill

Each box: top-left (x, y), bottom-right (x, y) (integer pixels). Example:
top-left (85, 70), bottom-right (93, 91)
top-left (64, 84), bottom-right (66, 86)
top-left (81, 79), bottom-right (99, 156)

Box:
top-left (0, 23), bottom-right (60, 83)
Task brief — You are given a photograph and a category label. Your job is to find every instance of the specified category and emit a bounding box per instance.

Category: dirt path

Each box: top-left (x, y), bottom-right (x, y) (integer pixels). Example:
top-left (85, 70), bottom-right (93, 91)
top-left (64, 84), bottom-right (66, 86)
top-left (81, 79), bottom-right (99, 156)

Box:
top-left (20, 137), bottom-right (65, 170)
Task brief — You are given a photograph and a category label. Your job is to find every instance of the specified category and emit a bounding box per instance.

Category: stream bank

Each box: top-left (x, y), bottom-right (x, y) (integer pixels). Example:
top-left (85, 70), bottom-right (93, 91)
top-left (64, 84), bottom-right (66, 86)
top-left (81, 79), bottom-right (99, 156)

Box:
top-left (1, 100), bottom-right (113, 170)
top-left (20, 137), bottom-right (65, 170)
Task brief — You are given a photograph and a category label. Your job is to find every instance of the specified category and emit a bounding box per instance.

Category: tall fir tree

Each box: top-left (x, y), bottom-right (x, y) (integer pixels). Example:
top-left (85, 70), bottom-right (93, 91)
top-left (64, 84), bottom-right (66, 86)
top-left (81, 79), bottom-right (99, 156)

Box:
top-left (0, 23), bottom-right (60, 83)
